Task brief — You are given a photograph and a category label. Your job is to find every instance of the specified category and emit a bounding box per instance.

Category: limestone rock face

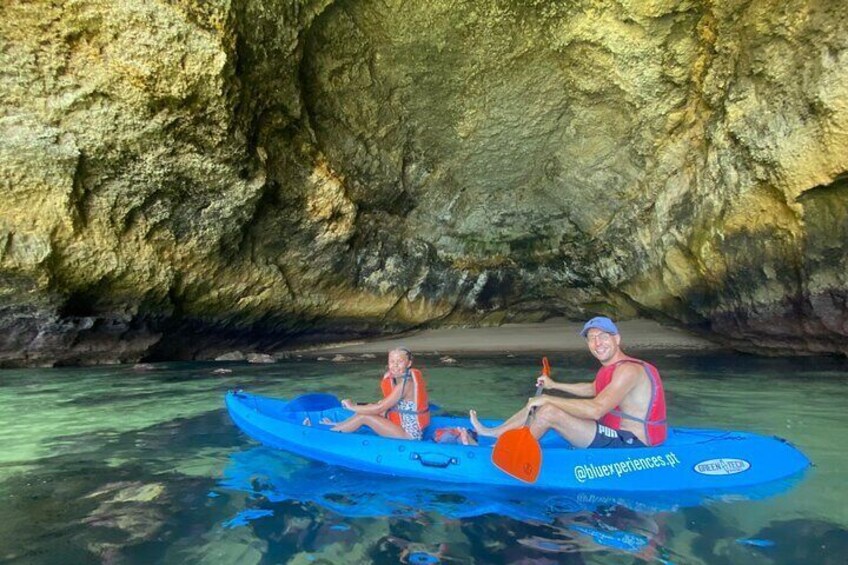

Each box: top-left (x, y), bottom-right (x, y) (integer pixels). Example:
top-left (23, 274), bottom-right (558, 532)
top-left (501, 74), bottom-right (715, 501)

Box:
top-left (1, 0), bottom-right (847, 364)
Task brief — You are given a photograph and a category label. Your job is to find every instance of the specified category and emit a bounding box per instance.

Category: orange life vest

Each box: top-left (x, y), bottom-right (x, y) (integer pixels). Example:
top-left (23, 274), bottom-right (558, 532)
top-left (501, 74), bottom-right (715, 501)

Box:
top-left (380, 368), bottom-right (430, 430)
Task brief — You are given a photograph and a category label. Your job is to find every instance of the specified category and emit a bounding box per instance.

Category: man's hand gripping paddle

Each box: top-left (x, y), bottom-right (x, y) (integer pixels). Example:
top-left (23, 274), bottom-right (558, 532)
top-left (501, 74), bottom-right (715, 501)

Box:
top-left (491, 357), bottom-right (551, 483)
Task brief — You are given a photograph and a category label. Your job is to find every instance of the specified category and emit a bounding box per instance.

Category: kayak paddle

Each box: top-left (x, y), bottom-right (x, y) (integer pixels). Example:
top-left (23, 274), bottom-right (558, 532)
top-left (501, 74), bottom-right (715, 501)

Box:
top-left (491, 357), bottom-right (551, 483)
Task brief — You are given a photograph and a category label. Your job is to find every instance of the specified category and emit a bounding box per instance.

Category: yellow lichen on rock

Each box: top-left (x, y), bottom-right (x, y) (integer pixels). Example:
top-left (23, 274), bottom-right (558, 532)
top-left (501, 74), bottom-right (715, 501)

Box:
top-left (721, 185), bottom-right (802, 237)
top-left (306, 156), bottom-right (358, 245)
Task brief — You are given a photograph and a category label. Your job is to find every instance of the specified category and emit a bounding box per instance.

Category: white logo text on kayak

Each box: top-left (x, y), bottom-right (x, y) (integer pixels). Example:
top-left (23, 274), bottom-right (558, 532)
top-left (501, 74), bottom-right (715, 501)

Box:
top-left (693, 458), bottom-right (751, 475)
top-left (572, 452), bottom-right (681, 484)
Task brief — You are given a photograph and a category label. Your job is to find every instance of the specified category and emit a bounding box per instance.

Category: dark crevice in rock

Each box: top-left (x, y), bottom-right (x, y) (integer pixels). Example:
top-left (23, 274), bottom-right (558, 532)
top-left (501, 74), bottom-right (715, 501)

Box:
top-left (798, 171), bottom-right (848, 202)
top-left (140, 315), bottom-right (386, 362)
top-left (69, 150), bottom-right (89, 231)
top-left (58, 289), bottom-right (99, 318)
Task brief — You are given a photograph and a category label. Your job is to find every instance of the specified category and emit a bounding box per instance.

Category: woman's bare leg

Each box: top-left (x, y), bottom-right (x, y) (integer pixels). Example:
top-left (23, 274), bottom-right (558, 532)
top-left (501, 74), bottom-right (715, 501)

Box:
top-left (458, 428), bottom-right (478, 446)
top-left (469, 405), bottom-right (534, 438)
top-left (330, 414), bottom-right (410, 439)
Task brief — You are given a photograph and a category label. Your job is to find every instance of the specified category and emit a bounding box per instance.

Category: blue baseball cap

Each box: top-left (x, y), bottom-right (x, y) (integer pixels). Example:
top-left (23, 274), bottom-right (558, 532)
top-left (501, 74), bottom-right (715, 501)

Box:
top-left (579, 316), bottom-right (619, 337)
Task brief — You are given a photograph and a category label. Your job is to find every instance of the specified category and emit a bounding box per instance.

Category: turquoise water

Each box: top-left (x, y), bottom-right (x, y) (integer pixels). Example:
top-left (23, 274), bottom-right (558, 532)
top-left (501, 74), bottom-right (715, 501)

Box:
top-left (0, 351), bottom-right (846, 564)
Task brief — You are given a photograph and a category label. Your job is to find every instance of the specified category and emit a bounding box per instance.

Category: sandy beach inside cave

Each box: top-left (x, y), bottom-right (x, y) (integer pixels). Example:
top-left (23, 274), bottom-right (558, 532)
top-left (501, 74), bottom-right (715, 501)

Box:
top-left (304, 317), bottom-right (723, 356)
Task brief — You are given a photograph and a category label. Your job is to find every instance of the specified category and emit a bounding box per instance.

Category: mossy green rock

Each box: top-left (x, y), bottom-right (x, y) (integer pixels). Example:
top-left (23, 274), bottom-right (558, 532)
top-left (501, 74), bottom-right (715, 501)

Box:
top-left (1, 0), bottom-right (847, 364)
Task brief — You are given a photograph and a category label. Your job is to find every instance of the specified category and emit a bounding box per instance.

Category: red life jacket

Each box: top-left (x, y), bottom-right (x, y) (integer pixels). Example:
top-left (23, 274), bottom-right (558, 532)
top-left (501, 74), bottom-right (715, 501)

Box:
top-left (593, 358), bottom-right (667, 446)
top-left (380, 368), bottom-right (430, 430)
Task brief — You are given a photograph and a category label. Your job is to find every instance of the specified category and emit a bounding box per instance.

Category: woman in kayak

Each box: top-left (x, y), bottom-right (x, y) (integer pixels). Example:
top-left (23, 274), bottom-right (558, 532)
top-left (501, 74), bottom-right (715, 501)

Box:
top-left (320, 347), bottom-right (431, 440)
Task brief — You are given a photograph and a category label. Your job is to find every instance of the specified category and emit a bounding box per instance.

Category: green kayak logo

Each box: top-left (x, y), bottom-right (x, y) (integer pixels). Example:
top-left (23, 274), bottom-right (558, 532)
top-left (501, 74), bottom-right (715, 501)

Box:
top-left (693, 458), bottom-right (751, 475)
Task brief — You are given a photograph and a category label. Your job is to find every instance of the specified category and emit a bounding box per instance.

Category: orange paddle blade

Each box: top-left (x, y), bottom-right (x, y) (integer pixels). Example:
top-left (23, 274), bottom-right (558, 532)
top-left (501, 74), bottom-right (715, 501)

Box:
top-left (492, 427), bottom-right (542, 483)
top-left (542, 356), bottom-right (551, 377)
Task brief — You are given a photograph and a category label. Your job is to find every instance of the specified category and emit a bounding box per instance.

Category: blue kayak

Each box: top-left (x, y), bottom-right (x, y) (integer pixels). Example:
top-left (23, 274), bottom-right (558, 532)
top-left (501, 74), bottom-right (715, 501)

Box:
top-left (225, 390), bottom-right (811, 493)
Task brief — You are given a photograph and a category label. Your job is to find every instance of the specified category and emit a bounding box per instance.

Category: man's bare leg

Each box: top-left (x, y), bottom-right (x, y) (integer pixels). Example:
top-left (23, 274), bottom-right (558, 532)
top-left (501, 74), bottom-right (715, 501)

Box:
top-left (529, 404), bottom-right (597, 448)
top-left (469, 405), bottom-right (534, 438)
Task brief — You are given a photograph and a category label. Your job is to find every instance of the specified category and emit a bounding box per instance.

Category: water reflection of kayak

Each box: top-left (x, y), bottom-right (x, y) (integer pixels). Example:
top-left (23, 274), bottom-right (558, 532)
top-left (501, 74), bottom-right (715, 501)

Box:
top-left (218, 449), bottom-right (676, 564)
top-left (220, 446), bottom-right (570, 521)
top-left (225, 390), bottom-right (811, 494)
top-left (219, 445), bottom-right (805, 524)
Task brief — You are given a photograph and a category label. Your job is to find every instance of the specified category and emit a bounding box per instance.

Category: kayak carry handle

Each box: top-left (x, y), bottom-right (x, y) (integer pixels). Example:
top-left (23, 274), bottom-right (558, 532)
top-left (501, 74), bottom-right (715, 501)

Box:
top-left (411, 452), bottom-right (458, 468)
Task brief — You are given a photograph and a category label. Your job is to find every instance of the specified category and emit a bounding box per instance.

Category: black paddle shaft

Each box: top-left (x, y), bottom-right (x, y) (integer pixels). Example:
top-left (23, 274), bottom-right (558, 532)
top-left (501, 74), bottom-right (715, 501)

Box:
top-left (523, 385), bottom-right (544, 426)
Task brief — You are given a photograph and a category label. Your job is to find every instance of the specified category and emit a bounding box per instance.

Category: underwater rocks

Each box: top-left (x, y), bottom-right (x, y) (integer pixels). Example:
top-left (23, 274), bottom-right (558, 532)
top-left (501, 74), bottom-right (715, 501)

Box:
top-left (1, 1), bottom-right (848, 364)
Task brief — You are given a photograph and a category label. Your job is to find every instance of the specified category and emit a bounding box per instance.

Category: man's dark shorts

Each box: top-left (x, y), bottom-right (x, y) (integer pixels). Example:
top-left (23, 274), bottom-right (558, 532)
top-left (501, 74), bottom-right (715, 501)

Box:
top-left (588, 423), bottom-right (646, 449)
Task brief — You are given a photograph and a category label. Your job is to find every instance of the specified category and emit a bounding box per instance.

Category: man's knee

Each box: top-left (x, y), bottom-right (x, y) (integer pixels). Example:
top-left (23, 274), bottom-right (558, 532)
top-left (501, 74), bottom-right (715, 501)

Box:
top-left (536, 403), bottom-right (567, 425)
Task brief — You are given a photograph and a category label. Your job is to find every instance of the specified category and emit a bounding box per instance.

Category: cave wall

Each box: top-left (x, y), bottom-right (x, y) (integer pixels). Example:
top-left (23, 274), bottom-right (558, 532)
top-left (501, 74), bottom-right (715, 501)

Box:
top-left (1, 0), bottom-right (847, 364)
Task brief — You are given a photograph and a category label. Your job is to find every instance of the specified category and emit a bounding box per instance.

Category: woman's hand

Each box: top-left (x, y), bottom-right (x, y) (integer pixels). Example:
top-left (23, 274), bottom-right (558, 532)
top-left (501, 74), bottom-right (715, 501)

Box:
top-left (341, 399), bottom-right (354, 410)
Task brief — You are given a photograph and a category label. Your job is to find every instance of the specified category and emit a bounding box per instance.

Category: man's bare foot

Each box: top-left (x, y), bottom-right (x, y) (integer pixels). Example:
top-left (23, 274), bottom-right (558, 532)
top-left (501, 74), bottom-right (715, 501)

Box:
top-left (469, 410), bottom-right (496, 438)
top-left (302, 417), bottom-right (311, 426)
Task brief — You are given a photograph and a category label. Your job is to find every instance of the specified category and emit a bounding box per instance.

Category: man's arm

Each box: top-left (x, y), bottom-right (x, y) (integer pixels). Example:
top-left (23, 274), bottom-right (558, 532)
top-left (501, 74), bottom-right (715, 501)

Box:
top-left (550, 381), bottom-right (596, 397)
top-left (539, 375), bottom-right (595, 397)
top-left (531, 364), bottom-right (642, 420)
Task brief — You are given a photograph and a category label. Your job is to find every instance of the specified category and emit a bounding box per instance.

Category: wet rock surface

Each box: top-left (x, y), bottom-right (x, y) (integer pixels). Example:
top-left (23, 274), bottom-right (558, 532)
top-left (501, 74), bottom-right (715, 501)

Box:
top-left (1, 0), bottom-right (847, 364)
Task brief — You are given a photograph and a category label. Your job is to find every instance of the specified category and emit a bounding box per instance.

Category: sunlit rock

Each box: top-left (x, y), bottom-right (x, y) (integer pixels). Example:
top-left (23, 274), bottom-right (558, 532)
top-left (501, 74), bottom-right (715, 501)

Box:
top-left (246, 353), bottom-right (275, 364)
top-left (215, 351), bottom-right (246, 362)
top-left (81, 481), bottom-right (168, 555)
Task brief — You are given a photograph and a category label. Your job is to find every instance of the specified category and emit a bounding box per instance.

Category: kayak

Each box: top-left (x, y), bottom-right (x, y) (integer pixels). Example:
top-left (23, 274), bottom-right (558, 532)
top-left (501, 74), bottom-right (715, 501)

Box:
top-left (224, 390), bottom-right (811, 493)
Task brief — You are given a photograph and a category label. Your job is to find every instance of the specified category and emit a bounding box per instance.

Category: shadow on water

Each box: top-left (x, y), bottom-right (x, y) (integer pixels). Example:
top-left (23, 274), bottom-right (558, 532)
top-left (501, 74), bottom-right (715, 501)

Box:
top-left (683, 507), bottom-right (848, 565)
top-left (0, 409), bottom-right (240, 564)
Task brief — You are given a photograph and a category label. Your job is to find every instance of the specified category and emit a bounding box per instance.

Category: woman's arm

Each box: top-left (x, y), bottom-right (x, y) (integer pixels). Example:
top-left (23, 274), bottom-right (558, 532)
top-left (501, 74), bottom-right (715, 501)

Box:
top-left (343, 379), bottom-right (405, 415)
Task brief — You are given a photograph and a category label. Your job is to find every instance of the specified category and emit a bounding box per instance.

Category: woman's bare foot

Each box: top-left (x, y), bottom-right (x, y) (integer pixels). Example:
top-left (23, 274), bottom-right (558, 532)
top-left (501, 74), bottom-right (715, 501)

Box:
top-left (320, 417), bottom-right (336, 426)
top-left (458, 427), bottom-right (478, 446)
top-left (469, 410), bottom-right (496, 438)
top-left (302, 417), bottom-right (311, 426)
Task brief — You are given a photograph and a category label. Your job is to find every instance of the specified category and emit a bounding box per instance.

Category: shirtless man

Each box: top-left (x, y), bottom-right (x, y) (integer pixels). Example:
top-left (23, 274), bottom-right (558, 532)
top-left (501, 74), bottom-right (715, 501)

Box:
top-left (470, 317), bottom-right (667, 448)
